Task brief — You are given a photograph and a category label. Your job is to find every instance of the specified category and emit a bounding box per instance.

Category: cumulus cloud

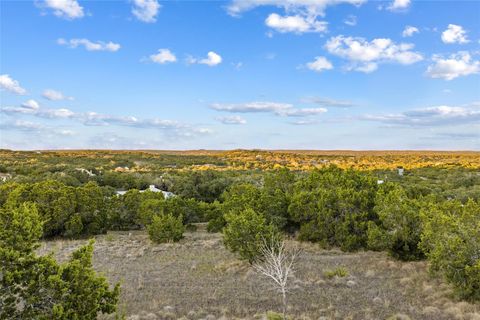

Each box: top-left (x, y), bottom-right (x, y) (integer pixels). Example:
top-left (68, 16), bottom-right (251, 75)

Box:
top-left (0, 74), bottom-right (27, 95)
top-left (227, 0), bottom-right (364, 35)
top-left (215, 115), bottom-right (247, 125)
top-left (210, 101), bottom-right (327, 117)
top-left (426, 51), bottom-right (480, 80)
top-left (402, 25), bottom-right (419, 37)
top-left (132, 0), bottom-right (161, 23)
top-left (306, 56), bottom-right (333, 73)
top-left (226, 0), bottom-right (365, 17)
top-left (57, 38), bottom-right (121, 52)
top-left (41, 0), bottom-right (84, 19)
top-left (387, 0), bottom-right (410, 11)
top-left (325, 35), bottom-right (423, 72)
top-left (42, 89), bottom-right (74, 101)
top-left (361, 103), bottom-right (480, 126)
top-left (441, 24), bottom-right (469, 44)
top-left (149, 49), bottom-right (177, 64)
top-left (188, 51), bottom-right (222, 66)
top-left (265, 13), bottom-right (327, 33)
top-left (21, 100), bottom-right (40, 110)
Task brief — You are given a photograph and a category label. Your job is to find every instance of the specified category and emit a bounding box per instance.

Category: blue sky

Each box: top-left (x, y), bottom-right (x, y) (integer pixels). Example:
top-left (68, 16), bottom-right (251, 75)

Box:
top-left (1, 0), bottom-right (479, 150)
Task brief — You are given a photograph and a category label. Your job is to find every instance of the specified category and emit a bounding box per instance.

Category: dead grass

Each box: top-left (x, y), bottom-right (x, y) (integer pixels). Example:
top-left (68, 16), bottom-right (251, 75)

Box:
top-left (38, 229), bottom-right (480, 320)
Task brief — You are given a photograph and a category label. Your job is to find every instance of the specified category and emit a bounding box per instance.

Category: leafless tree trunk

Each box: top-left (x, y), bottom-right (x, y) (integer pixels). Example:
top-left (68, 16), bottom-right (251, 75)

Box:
top-left (253, 237), bottom-right (300, 320)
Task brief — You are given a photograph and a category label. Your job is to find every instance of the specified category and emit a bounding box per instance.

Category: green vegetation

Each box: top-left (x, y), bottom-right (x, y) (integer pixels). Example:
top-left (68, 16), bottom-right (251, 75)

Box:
top-left (323, 267), bottom-right (349, 279)
top-left (147, 213), bottom-right (185, 243)
top-left (288, 167), bottom-right (378, 251)
top-left (0, 150), bottom-right (479, 304)
top-left (420, 199), bottom-right (480, 301)
top-left (223, 208), bottom-right (280, 263)
top-left (367, 185), bottom-right (425, 260)
top-left (0, 203), bottom-right (119, 319)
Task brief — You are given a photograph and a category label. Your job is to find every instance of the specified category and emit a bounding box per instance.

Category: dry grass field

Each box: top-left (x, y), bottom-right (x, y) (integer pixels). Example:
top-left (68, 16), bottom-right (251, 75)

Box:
top-left (39, 226), bottom-right (480, 320)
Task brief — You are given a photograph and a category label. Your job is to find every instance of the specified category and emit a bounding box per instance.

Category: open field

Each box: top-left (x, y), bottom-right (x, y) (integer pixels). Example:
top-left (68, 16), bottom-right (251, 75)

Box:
top-left (39, 226), bottom-right (480, 320)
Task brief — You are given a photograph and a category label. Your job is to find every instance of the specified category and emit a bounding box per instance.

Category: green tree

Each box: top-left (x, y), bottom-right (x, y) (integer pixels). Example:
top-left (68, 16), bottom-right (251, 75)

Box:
top-left (147, 213), bottom-right (185, 243)
top-left (288, 167), bottom-right (378, 251)
top-left (75, 181), bottom-right (109, 235)
top-left (0, 203), bottom-right (120, 319)
top-left (5, 180), bottom-right (77, 237)
top-left (223, 208), bottom-right (281, 263)
top-left (419, 199), bottom-right (480, 301)
top-left (367, 185), bottom-right (424, 260)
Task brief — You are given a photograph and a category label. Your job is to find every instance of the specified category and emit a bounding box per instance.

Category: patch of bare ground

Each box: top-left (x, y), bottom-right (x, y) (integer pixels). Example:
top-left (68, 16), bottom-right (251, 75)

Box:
top-left (38, 228), bottom-right (479, 320)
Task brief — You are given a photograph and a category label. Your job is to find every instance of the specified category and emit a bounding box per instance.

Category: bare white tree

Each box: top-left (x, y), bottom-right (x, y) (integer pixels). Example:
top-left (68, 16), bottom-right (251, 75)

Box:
top-left (253, 237), bottom-right (301, 320)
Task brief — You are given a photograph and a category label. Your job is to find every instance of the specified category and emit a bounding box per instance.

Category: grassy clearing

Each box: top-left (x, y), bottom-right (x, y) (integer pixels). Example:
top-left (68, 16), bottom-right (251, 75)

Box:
top-left (38, 226), bottom-right (480, 320)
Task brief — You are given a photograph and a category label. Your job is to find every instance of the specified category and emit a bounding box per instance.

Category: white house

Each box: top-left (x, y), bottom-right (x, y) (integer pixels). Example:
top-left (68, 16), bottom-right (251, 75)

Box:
top-left (115, 185), bottom-right (175, 199)
top-left (0, 173), bottom-right (12, 182)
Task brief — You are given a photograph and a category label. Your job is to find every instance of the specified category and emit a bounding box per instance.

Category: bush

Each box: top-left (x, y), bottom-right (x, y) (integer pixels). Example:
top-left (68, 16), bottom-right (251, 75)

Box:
top-left (323, 267), bottom-right (348, 279)
top-left (420, 199), bottom-right (480, 301)
top-left (223, 208), bottom-right (280, 263)
top-left (205, 201), bottom-right (225, 232)
top-left (367, 186), bottom-right (424, 261)
top-left (288, 167), bottom-right (378, 251)
top-left (0, 203), bottom-right (120, 319)
top-left (147, 213), bottom-right (185, 243)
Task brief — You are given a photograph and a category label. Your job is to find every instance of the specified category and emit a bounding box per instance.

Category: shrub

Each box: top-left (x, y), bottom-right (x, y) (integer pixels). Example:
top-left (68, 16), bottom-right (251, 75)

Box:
top-left (64, 214), bottom-right (84, 238)
top-left (266, 311), bottom-right (285, 320)
top-left (420, 199), bottom-right (480, 301)
top-left (0, 203), bottom-right (120, 319)
top-left (367, 186), bottom-right (424, 261)
top-left (323, 267), bottom-right (348, 279)
top-left (205, 201), bottom-right (226, 232)
top-left (223, 208), bottom-right (280, 263)
top-left (288, 167), bottom-right (378, 251)
top-left (147, 213), bottom-right (185, 243)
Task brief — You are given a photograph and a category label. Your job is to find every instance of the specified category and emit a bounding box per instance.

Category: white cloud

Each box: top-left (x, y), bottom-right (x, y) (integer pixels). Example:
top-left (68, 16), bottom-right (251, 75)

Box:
top-left (402, 25), bottom-right (419, 37)
top-left (302, 97), bottom-right (355, 108)
top-left (343, 15), bottom-right (357, 26)
top-left (226, 0), bottom-right (365, 17)
top-left (441, 24), bottom-right (469, 44)
top-left (210, 101), bottom-right (327, 117)
top-left (43, 0), bottom-right (84, 19)
top-left (282, 108), bottom-right (327, 117)
top-left (42, 89), bottom-right (73, 101)
top-left (0, 103), bottom-right (211, 138)
top-left (0, 120), bottom-right (75, 136)
top-left (290, 119), bottom-right (318, 125)
top-left (149, 49), bottom-right (177, 64)
top-left (21, 100), bottom-right (40, 110)
top-left (325, 35), bottom-right (423, 72)
top-left (387, 0), bottom-right (410, 11)
top-left (361, 103), bottom-right (480, 126)
top-left (57, 38), bottom-right (121, 52)
top-left (132, 0), bottom-right (161, 23)
top-left (188, 51), bottom-right (223, 66)
top-left (0, 74), bottom-right (27, 95)
top-left (227, 0), bottom-right (364, 36)
top-left (215, 115), bottom-right (247, 125)
top-left (306, 56), bottom-right (333, 73)
top-left (426, 52), bottom-right (480, 80)
top-left (265, 13), bottom-right (327, 33)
